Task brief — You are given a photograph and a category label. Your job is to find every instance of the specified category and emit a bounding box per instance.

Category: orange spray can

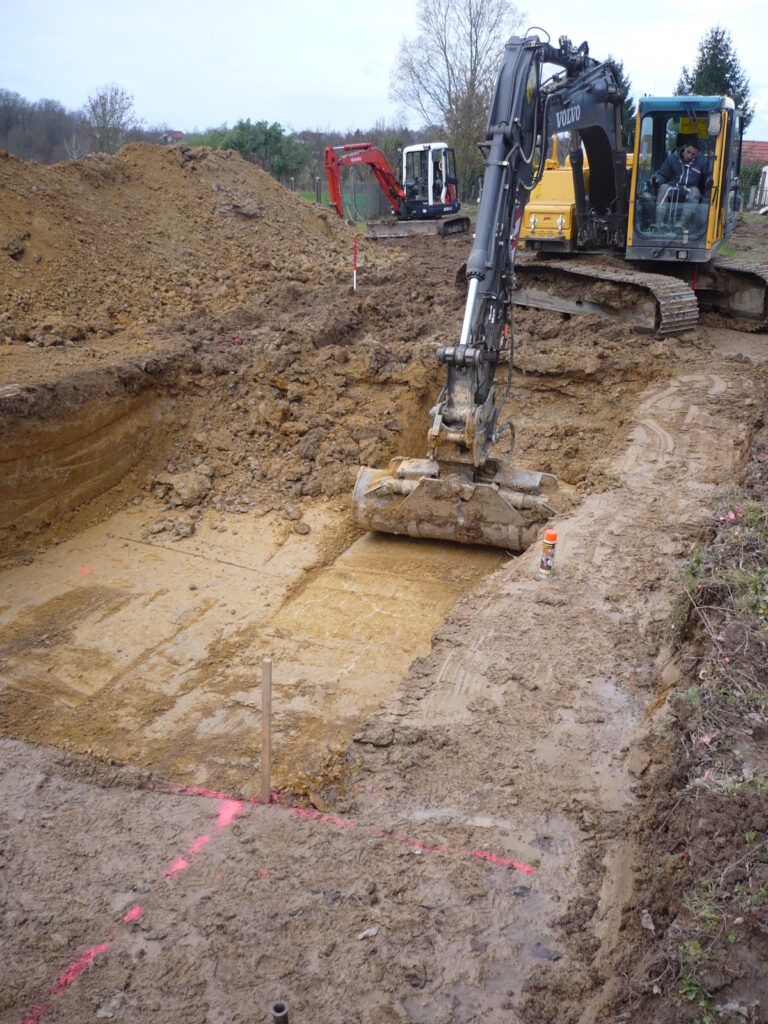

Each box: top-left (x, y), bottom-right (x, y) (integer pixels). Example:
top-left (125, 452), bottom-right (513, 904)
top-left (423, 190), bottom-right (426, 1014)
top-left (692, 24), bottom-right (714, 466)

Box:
top-left (538, 529), bottom-right (558, 580)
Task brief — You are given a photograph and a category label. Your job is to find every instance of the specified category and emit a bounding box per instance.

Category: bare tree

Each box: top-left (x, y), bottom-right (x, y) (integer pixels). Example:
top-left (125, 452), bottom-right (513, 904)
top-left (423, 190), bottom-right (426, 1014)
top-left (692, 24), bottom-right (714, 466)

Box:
top-left (84, 85), bottom-right (141, 154)
top-left (390, 0), bottom-right (523, 198)
top-left (63, 111), bottom-right (91, 160)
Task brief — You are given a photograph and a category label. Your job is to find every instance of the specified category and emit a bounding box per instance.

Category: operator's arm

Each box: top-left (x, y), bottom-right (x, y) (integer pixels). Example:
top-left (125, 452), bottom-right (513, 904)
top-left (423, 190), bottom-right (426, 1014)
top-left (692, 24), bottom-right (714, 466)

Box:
top-left (652, 153), bottom-right (675, 185)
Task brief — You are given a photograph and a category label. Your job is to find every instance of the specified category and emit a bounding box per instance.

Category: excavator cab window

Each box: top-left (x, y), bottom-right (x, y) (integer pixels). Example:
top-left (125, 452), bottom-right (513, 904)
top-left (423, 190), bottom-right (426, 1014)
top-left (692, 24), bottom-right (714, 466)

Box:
top-left (405, 150), bottom-right (429, 202)
top-left (432, 157), bottom-right (443, 201)
top-left (633, 108), bottom-right (717, 242)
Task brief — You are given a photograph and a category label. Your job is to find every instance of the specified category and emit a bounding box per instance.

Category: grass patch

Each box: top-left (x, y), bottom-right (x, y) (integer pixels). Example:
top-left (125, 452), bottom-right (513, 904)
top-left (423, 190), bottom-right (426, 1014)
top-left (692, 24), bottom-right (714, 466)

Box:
top-left (671, 496), bottom-right (767, 738)
top-left (650, 418), bottom-right (768, 1020)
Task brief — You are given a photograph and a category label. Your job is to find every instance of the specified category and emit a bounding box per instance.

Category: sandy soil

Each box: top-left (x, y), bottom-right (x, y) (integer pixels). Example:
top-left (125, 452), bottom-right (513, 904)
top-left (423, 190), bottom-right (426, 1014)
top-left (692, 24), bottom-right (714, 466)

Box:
top-left (1, 144), bottom-right (767, 1023)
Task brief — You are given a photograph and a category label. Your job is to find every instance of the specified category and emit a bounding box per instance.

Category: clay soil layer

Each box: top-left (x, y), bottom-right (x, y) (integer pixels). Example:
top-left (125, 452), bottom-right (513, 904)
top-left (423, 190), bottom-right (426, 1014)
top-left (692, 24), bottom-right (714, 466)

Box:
top-left (1, 145), bottom-right (767, 1023)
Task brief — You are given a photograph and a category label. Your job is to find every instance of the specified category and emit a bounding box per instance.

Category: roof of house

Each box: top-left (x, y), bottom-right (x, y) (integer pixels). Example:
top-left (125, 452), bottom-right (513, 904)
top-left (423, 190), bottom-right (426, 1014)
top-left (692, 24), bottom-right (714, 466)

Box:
top-left (742, 140), bottom-right (768, 166)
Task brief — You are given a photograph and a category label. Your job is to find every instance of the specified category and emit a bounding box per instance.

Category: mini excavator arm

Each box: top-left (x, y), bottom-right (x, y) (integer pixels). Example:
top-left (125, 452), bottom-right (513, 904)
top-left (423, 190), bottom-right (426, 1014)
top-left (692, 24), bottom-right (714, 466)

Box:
top-left (324, 143), bottom-right (405, 219)
top-left (432, 34), bottom-right (627, 472)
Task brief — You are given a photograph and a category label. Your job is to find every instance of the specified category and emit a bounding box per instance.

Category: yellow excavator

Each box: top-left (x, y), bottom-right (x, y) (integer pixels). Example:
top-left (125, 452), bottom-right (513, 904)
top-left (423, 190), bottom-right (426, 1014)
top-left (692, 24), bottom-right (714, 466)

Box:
top-left (517, 96), bottom-right (767, 333)
top-left (351, 31), bottom-right (766, 550)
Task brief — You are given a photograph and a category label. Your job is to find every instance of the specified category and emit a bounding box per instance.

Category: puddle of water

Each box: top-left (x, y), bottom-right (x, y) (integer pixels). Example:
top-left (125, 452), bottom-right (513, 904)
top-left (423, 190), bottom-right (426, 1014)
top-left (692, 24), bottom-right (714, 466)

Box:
top-left (0, 504), bottom-right (505, 789)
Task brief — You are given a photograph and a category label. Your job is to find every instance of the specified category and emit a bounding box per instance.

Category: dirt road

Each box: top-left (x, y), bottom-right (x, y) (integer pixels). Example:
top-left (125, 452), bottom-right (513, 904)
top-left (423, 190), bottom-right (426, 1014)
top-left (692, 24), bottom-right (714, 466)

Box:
top-left (1, 145), bottom-right (766, 1023)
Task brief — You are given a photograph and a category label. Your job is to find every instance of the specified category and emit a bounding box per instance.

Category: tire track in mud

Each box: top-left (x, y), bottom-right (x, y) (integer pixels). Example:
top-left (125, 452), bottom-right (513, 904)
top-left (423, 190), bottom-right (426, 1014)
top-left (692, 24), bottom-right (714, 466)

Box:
top-left (342, 355), bottom-right (758, 1017)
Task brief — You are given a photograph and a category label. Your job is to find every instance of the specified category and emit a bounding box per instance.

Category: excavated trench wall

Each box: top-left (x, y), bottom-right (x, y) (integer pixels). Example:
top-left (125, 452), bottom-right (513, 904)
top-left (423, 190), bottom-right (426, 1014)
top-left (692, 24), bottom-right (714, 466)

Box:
top-left (0, 390), bottom-right (173, 551)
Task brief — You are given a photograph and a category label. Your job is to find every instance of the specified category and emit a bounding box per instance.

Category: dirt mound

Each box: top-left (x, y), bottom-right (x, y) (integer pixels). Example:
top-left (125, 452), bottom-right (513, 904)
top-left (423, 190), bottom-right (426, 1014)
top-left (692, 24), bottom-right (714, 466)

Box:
top-left (0, 142), bottom-right (393, 346)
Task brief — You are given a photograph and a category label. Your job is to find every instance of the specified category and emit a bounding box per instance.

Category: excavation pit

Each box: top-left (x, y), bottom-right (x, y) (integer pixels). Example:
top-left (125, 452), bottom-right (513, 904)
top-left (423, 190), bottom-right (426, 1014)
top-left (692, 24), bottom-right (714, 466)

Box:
top-left (0, 501), bottom-right (505, 792)
top-left (2, 143), bottom-right (766, 1023)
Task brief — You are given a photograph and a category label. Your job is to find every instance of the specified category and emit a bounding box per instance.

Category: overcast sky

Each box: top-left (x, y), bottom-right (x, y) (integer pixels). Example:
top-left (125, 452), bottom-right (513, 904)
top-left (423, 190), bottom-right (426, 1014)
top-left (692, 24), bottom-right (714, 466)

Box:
top-left (1, 0), bottom-right (766, 140)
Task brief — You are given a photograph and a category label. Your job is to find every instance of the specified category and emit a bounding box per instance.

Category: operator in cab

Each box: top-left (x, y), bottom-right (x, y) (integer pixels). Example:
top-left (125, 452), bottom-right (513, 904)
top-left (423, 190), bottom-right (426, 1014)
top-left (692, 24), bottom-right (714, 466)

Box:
top-left (651, 136), bottom-right (709, 227)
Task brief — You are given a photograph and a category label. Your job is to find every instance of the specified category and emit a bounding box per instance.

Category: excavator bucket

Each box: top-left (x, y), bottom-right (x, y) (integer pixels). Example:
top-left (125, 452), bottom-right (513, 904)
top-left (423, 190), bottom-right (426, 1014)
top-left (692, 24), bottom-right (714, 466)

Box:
top-left (352, 458), bottom-right (562, 551)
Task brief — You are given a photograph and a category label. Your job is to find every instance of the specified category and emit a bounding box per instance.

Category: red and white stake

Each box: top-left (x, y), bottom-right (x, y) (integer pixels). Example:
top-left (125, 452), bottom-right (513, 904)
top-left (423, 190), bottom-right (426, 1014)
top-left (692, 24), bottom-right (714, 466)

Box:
top-left (353, 232), bottom-right (357, 292)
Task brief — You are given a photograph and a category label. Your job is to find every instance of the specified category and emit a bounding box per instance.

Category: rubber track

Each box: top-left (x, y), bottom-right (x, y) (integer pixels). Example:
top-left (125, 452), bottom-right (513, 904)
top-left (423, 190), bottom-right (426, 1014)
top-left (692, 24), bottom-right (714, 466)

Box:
top-left (711, 257), bottom-right (768, 331)
top-left (439, 216), bottom-right (470, 237)
top-left (515, 256), bottom-right (699, 336)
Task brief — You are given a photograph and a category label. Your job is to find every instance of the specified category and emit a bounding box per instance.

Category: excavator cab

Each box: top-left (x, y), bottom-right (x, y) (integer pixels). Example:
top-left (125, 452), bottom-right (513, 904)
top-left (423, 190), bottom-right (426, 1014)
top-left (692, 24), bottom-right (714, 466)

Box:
top-left (402, 143), bottom-right (461, 218)
top-left (627, 96), bottom-right (742, 263)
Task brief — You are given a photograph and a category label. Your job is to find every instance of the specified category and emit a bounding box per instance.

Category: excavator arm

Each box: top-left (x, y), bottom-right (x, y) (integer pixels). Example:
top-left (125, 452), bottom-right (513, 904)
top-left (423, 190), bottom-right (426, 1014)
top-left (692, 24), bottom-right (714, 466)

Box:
top-left (439, 34), bottom-right (626, 469)
top-left (353, 33), bottom-right (627, 550)
top-left (324, 143), bottom-right (405, 219)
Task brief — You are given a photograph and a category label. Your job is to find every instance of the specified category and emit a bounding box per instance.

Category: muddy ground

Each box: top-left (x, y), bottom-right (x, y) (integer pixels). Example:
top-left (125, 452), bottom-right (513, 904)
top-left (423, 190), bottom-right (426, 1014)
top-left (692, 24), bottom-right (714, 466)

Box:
top-left (1, 145), bottom-right (767, 1023)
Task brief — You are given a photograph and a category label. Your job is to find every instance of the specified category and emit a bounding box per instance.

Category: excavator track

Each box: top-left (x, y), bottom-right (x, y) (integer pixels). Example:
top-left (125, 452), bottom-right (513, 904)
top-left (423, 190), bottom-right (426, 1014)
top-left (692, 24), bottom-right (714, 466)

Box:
top-left (367, 215), bottom-right (470, 240)
top-left (705, 257), bottom-right (768, 331)
top-left (512, 255), bottom-right (699, 335)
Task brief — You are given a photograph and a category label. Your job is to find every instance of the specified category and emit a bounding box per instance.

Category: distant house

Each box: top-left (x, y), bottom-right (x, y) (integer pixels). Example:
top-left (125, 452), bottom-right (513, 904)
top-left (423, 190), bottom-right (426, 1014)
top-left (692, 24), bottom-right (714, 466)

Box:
top-left (742, 140), bottom-right (768, 165)
top-left (161, 130), bottom-right (186, 145)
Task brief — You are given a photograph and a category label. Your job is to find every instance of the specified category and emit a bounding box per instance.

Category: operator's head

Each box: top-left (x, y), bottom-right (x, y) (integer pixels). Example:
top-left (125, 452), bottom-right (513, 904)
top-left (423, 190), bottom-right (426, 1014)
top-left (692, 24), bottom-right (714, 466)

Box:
top-left (682, 139), bottom-right (701, 162)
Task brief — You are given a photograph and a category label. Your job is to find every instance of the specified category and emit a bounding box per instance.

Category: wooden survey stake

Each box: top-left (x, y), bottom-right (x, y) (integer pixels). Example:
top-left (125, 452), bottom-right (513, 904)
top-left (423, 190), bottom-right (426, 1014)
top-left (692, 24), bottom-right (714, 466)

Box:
top-left (261, 659), bottom-right (272, 805)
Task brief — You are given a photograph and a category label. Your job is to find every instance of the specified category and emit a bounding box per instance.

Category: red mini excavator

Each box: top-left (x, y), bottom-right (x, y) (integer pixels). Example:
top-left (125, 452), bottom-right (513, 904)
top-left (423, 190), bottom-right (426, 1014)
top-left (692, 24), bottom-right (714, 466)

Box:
top-left (324, 142), bottom-right (469, 237)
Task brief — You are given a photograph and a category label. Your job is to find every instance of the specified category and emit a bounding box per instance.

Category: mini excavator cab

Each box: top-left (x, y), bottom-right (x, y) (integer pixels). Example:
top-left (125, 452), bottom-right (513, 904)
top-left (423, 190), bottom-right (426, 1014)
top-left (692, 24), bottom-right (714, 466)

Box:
top-left (402, 143), bottom-right (461, 217)
top-left (627, 96), bottom-right (743, 263)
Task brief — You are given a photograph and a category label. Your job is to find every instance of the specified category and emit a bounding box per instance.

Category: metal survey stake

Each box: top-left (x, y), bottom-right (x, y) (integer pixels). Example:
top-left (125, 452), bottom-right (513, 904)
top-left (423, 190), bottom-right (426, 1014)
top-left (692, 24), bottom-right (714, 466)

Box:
top-left (261, 659), bottom-right (272, 805)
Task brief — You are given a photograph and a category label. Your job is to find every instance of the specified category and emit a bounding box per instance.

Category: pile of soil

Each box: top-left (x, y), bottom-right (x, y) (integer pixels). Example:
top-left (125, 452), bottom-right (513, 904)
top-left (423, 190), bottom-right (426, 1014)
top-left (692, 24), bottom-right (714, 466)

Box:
top-left (0, 142), bottom-right (394, 345)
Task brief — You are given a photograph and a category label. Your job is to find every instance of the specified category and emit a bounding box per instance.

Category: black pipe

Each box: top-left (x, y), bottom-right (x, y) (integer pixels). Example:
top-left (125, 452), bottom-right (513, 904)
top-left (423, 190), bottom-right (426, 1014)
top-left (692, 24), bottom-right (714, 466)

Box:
top-left (269, 1001), bottom-right (289, 1024)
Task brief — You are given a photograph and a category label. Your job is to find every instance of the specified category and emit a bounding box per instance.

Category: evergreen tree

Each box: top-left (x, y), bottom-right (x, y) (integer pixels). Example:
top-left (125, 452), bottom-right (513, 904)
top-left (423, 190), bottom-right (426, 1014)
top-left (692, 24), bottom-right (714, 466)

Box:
top-left (675, 26), bottom-right (753, 129)
top-left (607, 57), bottom-right (636, 143)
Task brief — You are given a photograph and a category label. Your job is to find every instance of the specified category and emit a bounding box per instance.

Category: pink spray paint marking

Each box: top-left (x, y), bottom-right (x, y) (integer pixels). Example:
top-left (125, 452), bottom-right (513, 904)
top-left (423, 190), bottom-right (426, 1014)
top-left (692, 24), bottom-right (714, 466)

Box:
top-left (19, 1005), bottom-right (48, 1024)
top-left (189, 834), bottom-right (211, 855)
top-left (164, 801), bottom-right (239, 883)
top-left (17, 942), bottom-right (112, 1022)
top-left (165, 856), bottom-right (189, 877)
top-left (398, 834), bottom-right (453, 856)
top-left (173, 781), bottom-right (534, 873)
top-left (216, 799), bottom-right (244, 829)
top-left (285, 805), bottom-right (357, 831)
top-left (18, 781), bottom-right (532, 1024)
top-left (173, 784), bottom-right (232, 800)
top-left (248, 790), bottom-right (281, 806)
top-left (18, 792), bottom-right (247, 1022)
top-left (77, 564), bottom-right (96, 576)
top-left (53, 943), bottom-right (111, 995)
top-left (472, 849), bottom-right (535, 874)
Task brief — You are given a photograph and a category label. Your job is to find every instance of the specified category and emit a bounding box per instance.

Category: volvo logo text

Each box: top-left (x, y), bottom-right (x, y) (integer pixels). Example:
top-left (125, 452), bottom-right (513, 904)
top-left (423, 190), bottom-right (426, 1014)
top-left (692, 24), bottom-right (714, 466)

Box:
top-left (555, 105), bottom-right (581, 129)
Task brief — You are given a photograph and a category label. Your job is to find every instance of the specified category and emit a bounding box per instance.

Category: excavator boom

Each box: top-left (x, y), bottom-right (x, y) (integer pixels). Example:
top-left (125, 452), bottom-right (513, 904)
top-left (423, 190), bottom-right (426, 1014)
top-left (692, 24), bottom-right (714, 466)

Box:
top-left (353, 33), bottom-right (621, 549)
top-left (325, 143), bottom-right (405, 219)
